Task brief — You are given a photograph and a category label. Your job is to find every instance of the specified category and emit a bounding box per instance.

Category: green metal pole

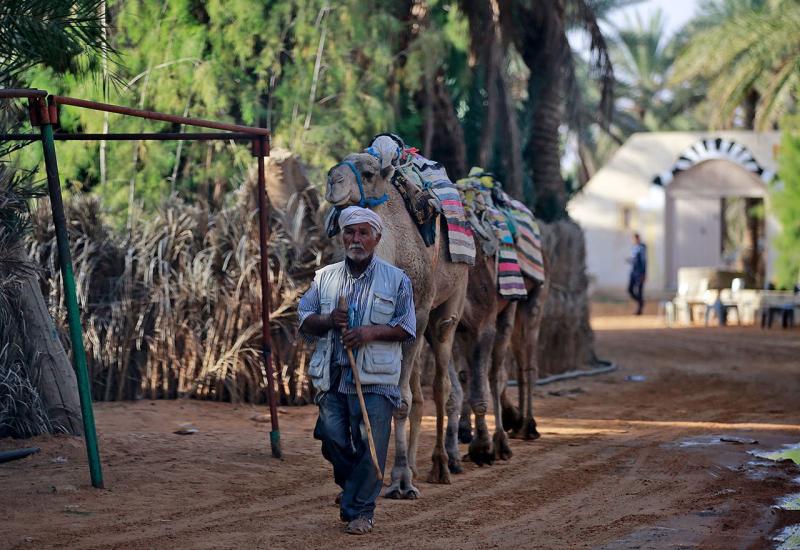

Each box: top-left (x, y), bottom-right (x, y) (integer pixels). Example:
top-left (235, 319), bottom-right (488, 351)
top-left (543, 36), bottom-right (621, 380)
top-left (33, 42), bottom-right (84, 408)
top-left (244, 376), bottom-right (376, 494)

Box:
top-left (38, 119), bottom-right (104, 489)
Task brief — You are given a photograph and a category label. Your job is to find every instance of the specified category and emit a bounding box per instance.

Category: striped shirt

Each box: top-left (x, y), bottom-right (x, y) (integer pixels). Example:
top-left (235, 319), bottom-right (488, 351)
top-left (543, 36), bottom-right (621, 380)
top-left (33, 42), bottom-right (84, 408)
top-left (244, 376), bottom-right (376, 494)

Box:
top-left (298, 256), bottom-right (416, 408)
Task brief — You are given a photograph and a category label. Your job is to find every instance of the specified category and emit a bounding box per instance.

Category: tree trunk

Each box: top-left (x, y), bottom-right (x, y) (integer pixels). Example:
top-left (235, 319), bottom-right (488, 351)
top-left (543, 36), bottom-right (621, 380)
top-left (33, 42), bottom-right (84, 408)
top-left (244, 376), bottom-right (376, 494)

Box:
top-left (744, 197), bottom-right (765, 288)
top-left (527, 58), bottom-right (567, 222)
top-left (741, 90), bottom-right (765, 287)
top-left (408, 2), bottom-right (467, 178)
top-left (497, 67), bottom-right (524, 199)
top-left (502, 0), bottom-right (569, 220)
top-left (428, 72), bottom-right (468, 179)
top-left (501, 0), bottom-right (596, 373)
top-left (478, 53), bottom-right (499, 169)
top-left (576, 141), bottom-right (597, 189)
top-left (415, 70), bottom-right (468, 179)
top-left (460, 0), bottom-right (501, 168)
top-left (537, 219), bottom-right (596, 375)
top-left (15, 248), bottom-right (83, 435)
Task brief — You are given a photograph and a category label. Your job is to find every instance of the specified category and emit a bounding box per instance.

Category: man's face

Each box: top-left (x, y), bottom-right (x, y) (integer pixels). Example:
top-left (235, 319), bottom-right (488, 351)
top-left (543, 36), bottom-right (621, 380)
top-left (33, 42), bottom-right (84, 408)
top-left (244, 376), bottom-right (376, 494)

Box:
top-left (342, 222), bottom-right (381, 262)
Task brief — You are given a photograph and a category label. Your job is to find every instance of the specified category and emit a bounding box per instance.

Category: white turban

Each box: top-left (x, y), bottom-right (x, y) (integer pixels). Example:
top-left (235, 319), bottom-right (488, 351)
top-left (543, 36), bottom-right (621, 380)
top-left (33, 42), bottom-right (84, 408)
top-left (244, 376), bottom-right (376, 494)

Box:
top-left (339, 206), bottom-right (383, 235)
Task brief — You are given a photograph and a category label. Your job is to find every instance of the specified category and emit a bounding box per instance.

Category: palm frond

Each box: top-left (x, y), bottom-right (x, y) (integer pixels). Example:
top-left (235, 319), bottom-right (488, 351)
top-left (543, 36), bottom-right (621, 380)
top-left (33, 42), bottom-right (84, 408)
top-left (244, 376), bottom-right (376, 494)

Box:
top-left (0, 0), bottom-right (117, 83)
top-left (567, 0), bottom-right (615, 122)
top-left (672, 0), bottom-right (800, 129)
top-left (0, 345), bottom-right (54, 438)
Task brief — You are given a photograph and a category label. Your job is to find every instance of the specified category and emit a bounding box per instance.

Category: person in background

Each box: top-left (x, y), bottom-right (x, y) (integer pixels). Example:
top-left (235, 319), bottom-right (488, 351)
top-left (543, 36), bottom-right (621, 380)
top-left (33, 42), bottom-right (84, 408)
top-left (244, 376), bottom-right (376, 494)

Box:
top-left (627, 232), bottom-right (647, 315)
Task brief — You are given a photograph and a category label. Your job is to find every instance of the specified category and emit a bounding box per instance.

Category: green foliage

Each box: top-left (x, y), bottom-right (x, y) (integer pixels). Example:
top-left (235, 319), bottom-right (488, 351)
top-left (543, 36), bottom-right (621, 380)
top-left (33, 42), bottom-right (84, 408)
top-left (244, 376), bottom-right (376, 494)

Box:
top-left (612, 10), bottom-right (676, 129)
top-left (0, 0), bottom-right (111, 82)
top-left (772, 116), bottom-right (800, 288)
top-left (10, 0), bottom-right (795, 225)
top-left (572, 8), bottom-right (705, 182)
top-left (672, 0), bottom-right (800, 130)
top-left (15, 1), bottom-right (478, 223)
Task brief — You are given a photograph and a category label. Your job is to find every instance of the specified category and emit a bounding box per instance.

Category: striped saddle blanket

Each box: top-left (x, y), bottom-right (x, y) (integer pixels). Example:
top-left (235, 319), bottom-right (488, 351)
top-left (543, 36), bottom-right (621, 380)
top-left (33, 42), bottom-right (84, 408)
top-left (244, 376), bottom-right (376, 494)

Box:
top-left (504, 197), bottom-right (545, 283)
top-left (366, 134), bottom-right (476, 265)
top-left (455, 168), bottom-right (545, 299)
top-left (402, 153), bottom-right (476, 265)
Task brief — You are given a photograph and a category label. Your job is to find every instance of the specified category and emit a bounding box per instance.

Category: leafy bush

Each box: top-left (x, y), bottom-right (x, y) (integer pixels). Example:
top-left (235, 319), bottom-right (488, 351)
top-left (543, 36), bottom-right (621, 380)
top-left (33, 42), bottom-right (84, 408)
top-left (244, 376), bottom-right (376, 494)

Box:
top-left (772, 116), bottom-right (800, 289)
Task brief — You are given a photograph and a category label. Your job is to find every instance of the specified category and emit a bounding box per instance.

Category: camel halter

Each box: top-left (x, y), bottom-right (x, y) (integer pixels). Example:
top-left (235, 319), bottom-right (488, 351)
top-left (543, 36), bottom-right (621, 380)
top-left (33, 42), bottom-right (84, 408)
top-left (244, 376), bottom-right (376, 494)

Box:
top-left (334, 160), bottom-right (389, 208)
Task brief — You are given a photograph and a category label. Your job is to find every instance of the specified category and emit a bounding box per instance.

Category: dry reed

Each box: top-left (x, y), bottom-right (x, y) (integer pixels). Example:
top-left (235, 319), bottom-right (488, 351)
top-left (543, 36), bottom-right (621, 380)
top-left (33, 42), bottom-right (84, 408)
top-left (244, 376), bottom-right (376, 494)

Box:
top-left (0, 161), bottom-right (54, 436)
top-left (28, 175), bottom-right (332, 404)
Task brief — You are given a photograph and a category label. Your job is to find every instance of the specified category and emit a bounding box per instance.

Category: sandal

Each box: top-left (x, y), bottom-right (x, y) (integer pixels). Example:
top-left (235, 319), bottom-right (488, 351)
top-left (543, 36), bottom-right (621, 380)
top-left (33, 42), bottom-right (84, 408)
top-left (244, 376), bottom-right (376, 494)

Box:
top-left (345, 516), bottom-right (373, 535)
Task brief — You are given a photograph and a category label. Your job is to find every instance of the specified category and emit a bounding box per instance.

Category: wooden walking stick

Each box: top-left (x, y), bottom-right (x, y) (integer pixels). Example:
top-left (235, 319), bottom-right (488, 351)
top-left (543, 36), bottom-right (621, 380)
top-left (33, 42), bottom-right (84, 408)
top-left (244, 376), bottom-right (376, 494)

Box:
top-left (339, 296), bottom-right (383, 479)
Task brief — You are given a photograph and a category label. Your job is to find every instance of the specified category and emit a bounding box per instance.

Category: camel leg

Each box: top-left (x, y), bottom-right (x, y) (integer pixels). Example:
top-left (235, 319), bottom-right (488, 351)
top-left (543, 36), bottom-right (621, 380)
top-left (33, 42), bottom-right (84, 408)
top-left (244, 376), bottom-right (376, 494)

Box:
top-left (509, 317), bottom-right (529, 440)
top-left (468, 328), bottom-right (495, 466)
top-left (522, 283), bottom-right (546, 441)
top-left (457, 362), bottom-right (473, 444)
top-left (408, 366), bottom-right (423, 478)
top-left (497, 305), bottom-right (522, 433)
top-left (385, 315), bottom-right (427, 500)
top-left (445, 358), bottom-right (463, 473)
top-left (490, 303), bottom-right (516, 461)
top-left (426, 307), bottom-right (459, 484)
top-left (514, 319), bottom-right (526, 423)
top-left (500, 372), bottom-right (523, 433)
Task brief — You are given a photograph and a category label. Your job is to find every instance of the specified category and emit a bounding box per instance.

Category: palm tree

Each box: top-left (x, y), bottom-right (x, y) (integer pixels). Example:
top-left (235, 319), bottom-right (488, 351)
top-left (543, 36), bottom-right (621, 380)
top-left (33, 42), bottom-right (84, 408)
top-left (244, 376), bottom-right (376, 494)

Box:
top-left (588, 9), bottom-right (705, 142)
top-left (560, 1), bottom-right (657, 188)
top-left (497, 0), bottom-right (615, 221)
top-left (0, 0), bottom-right (109, 83)
top-left (454, 0), bottom-right (637, 200)
top-left (671, 0), bottom-right (800, 130)
top-left (611, 10), bottom-right (675, 127)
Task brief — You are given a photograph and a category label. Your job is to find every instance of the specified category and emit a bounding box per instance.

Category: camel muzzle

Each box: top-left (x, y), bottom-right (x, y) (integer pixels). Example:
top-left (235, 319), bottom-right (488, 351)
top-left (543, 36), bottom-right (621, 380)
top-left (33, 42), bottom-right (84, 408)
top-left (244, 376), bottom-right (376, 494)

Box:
top-left (325, 174), bottom-right (351, 206)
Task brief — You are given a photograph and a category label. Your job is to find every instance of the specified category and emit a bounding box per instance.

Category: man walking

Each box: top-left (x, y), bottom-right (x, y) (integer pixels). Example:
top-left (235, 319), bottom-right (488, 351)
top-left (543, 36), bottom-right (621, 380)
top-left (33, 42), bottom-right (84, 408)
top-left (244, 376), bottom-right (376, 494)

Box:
top-left (298, 206), bottom-right (415, 535)
top-left (627, 232), bottom-right (647, 315)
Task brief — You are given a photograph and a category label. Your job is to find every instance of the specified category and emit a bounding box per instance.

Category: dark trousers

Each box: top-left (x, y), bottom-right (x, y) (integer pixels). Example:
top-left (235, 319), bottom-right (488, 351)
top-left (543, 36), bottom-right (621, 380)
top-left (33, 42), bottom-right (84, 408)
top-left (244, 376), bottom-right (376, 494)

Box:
top-left (313, 391), bottom-right (394, 521)
top-left (628, 273), bottom-right (645, 314)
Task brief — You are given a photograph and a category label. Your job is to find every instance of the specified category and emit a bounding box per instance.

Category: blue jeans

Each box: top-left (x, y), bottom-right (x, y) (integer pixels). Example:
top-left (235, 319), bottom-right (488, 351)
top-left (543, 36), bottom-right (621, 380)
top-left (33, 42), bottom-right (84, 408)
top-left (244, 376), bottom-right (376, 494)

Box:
top-left (628, 272), bottom-right (645, 313)
top-left (314, 391), bottom-right (394, 521)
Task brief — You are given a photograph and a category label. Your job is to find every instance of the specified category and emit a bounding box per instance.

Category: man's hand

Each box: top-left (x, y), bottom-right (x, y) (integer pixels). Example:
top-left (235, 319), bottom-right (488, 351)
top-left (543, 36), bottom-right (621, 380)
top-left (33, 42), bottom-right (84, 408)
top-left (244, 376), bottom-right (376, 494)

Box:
top-left (342, 324), bottom-right (410, 349)
top-left (330, 307), bottom-right (349, 330)
top-left (299, 307), bottom-right (347, 337)
top-left (342, 326), bottom-right (373, 348)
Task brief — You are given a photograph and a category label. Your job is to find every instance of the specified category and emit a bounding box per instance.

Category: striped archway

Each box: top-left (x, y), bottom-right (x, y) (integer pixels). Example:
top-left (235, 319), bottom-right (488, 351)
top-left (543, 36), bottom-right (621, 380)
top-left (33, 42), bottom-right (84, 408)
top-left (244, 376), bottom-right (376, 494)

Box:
top-left (652, 137), bottom-right (776, 186)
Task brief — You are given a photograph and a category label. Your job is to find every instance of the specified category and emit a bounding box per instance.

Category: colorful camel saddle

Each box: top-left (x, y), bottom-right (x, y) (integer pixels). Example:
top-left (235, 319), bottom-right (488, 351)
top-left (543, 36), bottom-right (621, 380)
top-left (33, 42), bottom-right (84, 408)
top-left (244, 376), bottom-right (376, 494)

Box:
top-left (367, 135), bottom-right (476, 265)
top-left (455, 168), bottom-right (545, 299)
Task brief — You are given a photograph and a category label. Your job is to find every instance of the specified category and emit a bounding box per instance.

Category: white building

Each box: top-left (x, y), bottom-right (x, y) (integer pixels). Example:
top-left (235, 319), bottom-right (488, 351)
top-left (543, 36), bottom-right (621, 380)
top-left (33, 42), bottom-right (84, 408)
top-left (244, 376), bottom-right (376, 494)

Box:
top-left (569, 131), bottom-right (781, 296)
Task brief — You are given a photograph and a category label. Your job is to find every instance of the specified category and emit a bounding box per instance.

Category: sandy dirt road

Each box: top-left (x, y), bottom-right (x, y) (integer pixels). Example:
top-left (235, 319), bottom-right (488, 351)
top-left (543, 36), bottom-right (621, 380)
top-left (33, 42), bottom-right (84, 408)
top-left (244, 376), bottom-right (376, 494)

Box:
top-left (2, 312), bottom-right (799, 549)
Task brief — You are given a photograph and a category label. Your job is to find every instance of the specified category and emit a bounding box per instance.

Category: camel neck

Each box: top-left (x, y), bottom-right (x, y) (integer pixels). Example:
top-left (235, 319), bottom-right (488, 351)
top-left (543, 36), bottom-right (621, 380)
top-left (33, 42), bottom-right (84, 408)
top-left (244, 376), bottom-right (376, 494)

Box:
top-left (374, 184), bottom-right (406, 221)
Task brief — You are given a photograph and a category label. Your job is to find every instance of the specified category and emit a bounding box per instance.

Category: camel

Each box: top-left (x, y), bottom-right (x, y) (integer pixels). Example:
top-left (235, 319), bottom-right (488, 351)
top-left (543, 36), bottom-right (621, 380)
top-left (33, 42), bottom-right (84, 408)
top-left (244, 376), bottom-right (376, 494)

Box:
top-left (447, 246), bottom-right (518, 469)
top-left (504, 275), bottom-right (549, 440)
top-left (325, 152), bottom-right (469, 498)
top-left (443, 180), bottom-right (549, 467)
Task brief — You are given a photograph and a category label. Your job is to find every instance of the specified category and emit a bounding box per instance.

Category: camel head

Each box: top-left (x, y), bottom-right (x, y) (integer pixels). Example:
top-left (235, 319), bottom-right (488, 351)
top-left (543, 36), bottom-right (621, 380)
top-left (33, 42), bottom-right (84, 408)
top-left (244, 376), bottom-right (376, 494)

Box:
top-left (325, 153), bottom-right (394, 208)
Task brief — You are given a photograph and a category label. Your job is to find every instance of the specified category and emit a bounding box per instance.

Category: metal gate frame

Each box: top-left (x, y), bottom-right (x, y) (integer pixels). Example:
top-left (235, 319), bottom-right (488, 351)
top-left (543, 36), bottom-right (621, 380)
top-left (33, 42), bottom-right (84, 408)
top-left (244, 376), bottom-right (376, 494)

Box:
top-left (0, 88), bottom-right (283, 488)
